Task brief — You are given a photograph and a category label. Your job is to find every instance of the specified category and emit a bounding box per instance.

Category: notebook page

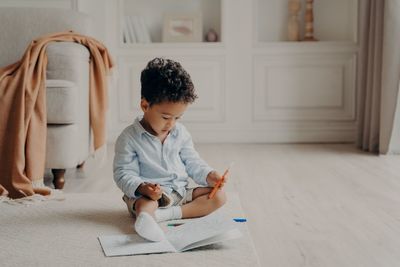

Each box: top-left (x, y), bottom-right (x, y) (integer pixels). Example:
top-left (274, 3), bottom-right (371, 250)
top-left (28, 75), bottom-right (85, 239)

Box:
top-left (181, 228), bottom-right (243, 252)
top-left (98, 234), bottom-right (176, 256)
top-left (165, 209), bottom-right (239, 252)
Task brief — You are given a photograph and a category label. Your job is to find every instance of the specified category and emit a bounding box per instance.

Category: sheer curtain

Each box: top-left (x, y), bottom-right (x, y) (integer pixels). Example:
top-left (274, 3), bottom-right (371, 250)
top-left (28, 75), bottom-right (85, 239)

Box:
top-left (380, 0), bottom-right (400, 154)
top-left (357, 0), bottom-right (400, 154)
top-left (357, 0), bottom-right (384, 153)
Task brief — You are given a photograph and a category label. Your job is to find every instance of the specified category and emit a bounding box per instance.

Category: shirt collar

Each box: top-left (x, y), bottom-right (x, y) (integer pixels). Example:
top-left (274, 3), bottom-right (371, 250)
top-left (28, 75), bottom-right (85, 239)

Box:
top-left (170, 126), bottom-right (179, 137)
top-left (133, 116), bottom-right (178, 139)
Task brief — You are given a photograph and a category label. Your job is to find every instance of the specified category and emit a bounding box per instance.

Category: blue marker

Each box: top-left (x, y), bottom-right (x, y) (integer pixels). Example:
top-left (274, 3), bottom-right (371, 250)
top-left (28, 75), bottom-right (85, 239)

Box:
top-left (167, 223), bottom-right (184, 227)
top-left (233, 218), bottom-right (247, 222)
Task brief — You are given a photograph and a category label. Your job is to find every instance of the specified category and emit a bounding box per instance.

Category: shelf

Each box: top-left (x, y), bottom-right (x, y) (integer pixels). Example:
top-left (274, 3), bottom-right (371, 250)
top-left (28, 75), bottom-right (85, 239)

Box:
top-left (253, 41), bottom-right (358, 51)
top-left (119, 0), bottom-right (223, 45)
top-left (117, 42), bottom-right (226, 57)
top-left (255, 0), bottom-right (358, 43)
top-left (119, 41), bottom-right (225, 50)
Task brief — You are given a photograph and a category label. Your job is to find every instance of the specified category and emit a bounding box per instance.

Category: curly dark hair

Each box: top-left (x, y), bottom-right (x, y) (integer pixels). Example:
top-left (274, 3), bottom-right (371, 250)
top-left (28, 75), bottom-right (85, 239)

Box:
top-left (140, 58), bottom-right (198, 105)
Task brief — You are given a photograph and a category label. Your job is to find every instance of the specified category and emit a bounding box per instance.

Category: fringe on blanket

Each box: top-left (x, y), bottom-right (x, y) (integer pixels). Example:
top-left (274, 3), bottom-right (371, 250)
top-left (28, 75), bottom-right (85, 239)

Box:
top-left (0, 183), bottom-right (65, 206)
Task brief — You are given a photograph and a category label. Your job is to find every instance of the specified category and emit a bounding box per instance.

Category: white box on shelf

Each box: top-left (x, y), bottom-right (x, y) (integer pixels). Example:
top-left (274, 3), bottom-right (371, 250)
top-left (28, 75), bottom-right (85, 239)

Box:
top-left (162, 12), bottom-right (203, 43)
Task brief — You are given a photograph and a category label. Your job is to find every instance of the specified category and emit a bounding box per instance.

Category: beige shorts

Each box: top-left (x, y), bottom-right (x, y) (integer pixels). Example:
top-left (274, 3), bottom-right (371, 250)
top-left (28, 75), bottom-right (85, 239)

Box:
top-left (168, 188), bottom-right (194, 207)
top-left (122, 188), bottom-right (195, 216)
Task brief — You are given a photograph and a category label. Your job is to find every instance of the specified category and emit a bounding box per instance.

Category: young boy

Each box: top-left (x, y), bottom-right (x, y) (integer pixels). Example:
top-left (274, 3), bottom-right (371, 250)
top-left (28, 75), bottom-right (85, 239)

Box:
top-left (113, 58), bottom-right (227, 242)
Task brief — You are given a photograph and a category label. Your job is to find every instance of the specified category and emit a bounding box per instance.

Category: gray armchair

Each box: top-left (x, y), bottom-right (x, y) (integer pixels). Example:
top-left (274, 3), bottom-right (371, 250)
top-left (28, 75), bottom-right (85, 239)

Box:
top-left (0, 7), bottom-right (92, 189)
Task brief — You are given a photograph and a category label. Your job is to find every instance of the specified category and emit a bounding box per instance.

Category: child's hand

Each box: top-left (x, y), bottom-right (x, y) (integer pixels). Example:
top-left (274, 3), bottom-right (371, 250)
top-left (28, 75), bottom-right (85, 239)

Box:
top-left (206, 171), bottom-right (227, 188)
top-left (138, 183), bottom-right (163, 201)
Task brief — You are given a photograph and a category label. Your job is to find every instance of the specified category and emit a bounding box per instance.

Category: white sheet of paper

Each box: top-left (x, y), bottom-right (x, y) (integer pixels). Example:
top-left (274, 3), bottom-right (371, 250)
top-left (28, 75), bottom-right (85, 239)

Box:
top-left (180, 228), bottom-right (243, 252)
top-left (165, 209), bottom-right (238, 251)
top-left (98, 209), bottom-right (242, 256)
top-left (98, 234), bottom-right (176, 256)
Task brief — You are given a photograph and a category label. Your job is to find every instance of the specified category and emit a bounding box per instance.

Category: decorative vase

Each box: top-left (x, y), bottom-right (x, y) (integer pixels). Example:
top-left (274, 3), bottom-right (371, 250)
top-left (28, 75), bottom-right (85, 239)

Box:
top-left (205, 28), bottom-right (218, 42)
top-left (303, 0), bottom-right (318, 41)
top-left (288, 0), bottom-right (301, 41)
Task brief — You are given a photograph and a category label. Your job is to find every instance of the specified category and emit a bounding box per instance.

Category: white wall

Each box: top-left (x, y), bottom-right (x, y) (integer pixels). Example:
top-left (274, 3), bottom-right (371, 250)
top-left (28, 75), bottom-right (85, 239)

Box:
top-left (100, 0), bottom-right (358, 144)
top-left (0, 0), bottom-right (359, 144)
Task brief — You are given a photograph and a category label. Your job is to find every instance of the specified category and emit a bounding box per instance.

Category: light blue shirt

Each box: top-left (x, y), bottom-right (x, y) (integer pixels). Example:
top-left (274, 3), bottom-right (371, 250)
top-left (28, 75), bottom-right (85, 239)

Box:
top-left (113, 117), bottom-right (213, 198)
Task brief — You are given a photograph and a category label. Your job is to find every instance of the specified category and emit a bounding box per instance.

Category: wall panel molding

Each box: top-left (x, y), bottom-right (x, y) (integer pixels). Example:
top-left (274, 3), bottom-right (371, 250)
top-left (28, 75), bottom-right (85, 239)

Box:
top-left (253, 52), bottom-right (357, 122)
top-left (117, 55), bottom-right (226, 125)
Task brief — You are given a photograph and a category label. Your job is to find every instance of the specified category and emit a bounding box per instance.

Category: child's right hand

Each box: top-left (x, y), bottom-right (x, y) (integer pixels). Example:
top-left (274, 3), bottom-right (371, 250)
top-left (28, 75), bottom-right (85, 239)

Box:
top-left (138, 183), bottom-right (162, 201)
top-left (206, 171), bottom-right (227, 187)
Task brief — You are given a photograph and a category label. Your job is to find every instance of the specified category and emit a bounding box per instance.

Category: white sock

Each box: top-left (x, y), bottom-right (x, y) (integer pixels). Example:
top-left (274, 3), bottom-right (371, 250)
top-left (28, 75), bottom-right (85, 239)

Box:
top-left (154, 206), bottom-right (182, 222)
top-left (134, 212), bottom-right (165, 242)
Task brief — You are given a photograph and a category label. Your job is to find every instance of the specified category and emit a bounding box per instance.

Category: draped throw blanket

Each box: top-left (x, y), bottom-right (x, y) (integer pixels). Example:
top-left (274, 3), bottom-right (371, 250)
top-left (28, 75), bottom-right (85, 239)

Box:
top-left (0, 31), bottom-right (114, 199)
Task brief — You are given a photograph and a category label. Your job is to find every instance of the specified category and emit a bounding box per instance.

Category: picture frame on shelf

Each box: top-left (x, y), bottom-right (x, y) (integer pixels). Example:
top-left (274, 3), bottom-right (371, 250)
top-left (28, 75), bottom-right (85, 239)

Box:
top-left (162, 12), bottom-right (203, 42)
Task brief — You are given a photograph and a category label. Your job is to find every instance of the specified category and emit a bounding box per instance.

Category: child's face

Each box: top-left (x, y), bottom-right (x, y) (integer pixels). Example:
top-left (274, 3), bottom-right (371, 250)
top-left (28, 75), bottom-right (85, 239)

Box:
top-left (141, 99), bottom-right (188, 137)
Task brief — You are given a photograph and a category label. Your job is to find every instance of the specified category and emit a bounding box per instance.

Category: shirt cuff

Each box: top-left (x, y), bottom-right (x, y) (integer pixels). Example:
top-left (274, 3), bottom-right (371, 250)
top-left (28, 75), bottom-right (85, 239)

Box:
top-left (198, 167), bottom-right (214, 186)
top-left (128, 179), bottom-right (144, 199)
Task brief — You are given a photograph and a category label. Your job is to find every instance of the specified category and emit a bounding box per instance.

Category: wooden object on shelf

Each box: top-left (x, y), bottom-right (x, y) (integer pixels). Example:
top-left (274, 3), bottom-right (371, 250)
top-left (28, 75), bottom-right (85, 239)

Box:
top-left (287, 0), bottom-right (301, 41)
top-left (303, 0), bottom-right (318, 41)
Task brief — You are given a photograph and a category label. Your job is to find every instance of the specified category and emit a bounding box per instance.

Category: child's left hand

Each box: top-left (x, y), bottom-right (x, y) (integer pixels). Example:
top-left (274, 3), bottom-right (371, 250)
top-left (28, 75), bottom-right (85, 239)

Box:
top-left (206, 171), bottom-right (227, 187)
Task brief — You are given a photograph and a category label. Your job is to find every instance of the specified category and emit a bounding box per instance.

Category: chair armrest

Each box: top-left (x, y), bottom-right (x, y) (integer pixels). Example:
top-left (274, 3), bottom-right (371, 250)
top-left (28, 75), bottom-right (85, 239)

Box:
top-left (46, 42), bottom-right (90, 83)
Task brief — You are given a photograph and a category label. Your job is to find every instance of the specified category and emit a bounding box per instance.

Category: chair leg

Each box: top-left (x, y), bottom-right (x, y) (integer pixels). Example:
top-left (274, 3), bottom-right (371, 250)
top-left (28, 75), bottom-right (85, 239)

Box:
top-left (51, 169), bottom-right (66, 189)
top-left (77, 161), bottom-right (85, 169)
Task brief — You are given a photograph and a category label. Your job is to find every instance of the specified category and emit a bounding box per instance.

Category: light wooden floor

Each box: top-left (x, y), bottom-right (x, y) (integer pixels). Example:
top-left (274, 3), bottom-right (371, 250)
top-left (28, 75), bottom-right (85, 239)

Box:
top-left (56, 144), bottom-right (400, 267)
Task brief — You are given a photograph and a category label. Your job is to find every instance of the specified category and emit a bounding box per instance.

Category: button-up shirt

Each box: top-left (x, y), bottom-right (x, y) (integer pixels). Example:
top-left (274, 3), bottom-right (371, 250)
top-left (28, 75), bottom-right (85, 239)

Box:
top-left (113, 117), bottom-right (213, 198)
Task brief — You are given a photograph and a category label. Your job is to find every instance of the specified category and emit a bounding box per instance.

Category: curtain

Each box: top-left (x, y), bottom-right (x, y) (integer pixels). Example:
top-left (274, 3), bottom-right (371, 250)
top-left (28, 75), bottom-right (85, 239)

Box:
top-left (380, 0), bottom-right (400, 154)
top-left (357, 0), bottom-right (400, 154)
top-left (357, 0), bottom-right (385, 153)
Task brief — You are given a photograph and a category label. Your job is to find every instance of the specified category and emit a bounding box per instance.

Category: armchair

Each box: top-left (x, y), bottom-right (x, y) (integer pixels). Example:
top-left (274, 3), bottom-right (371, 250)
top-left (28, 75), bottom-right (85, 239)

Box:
top-left (0, 8), bottom-right (92, 189)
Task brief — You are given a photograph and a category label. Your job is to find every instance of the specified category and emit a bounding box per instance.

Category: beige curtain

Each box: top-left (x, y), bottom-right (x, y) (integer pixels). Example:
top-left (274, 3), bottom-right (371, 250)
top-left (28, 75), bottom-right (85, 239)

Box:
top-left (380, 0), bottom-right (400, 154)
top-left (357, 0), bottom-right (385, 153)
top-left (357, 0), bottom-right (400, 154)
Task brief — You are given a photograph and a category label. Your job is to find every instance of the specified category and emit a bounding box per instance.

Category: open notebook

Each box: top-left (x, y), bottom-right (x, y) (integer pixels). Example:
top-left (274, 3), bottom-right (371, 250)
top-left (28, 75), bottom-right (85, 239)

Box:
top-left (98, 209), bottom-right (242, 256)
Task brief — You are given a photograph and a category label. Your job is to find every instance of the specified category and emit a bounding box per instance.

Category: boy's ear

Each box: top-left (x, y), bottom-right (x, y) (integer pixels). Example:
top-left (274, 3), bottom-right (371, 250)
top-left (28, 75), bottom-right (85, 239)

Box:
top-left (140, 98), bottom-right (150, 112)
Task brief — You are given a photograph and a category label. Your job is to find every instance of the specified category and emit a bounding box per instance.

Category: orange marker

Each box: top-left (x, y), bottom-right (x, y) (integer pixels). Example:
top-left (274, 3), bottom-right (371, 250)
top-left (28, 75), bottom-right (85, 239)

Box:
top-left (208, 163), bottom-right (233, 199)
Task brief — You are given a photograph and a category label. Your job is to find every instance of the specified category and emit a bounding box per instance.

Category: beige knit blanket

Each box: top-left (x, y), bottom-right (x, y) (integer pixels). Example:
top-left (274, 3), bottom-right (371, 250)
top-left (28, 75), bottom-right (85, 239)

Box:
top-left (0, 32), bottom-right (114, 199)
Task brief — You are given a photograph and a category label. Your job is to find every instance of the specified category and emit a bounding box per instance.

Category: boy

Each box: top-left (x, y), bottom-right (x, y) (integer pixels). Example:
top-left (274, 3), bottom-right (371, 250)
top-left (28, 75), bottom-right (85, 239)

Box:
top-left (113, 58), bottom-right (227, 242)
